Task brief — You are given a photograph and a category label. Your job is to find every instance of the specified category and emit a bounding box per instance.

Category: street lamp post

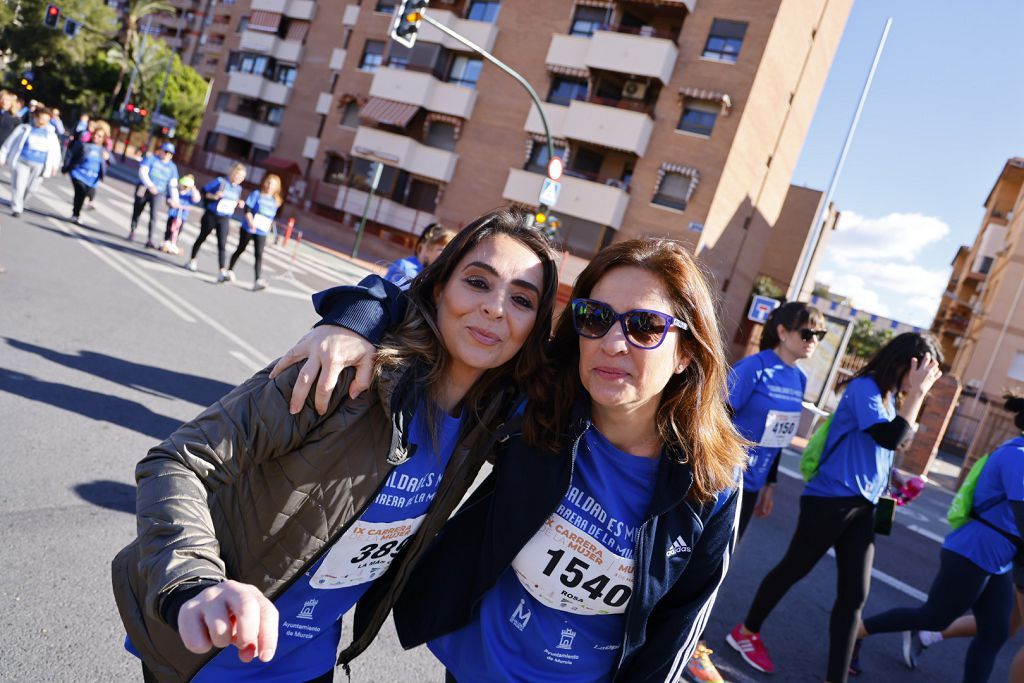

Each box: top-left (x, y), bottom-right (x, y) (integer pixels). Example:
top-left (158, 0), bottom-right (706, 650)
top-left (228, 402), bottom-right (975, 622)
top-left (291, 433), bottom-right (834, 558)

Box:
top-left (352, 161), bottom-right (384, 260)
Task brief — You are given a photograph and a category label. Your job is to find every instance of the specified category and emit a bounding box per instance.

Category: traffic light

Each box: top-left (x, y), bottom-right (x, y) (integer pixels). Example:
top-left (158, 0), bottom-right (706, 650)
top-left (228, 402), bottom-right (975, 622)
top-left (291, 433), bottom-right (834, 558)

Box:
top-left (43, 4), bottom-right (60, 28)
top-left (390, 0), bottom-right (428, 48)
top-left (63, 18), bottom-right (79, 36)
top-left (20, 78), bottom-right (33, 92)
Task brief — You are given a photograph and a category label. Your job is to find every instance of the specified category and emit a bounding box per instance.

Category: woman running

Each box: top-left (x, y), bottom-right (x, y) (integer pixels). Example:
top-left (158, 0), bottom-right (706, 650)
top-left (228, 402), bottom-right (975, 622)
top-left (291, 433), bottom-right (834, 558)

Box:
top-left (186, 163), bottom-right (246, 277)
top-left (63, 120), bottom-right (110, 225)
top-left (0, 106), bottom-right (63, 217)
top-left (728, 332), bottom-right (942, 683)
top-left (686, 301), bottom-right (825, 683)
top-left (276, 237), bottom-right (748, 681)
top-left (111, 208), bottom-right (558, 683)
top-left (856, 392), bottom-right (1024, 683)
top-left (226, 173), bottom-right (282, 290)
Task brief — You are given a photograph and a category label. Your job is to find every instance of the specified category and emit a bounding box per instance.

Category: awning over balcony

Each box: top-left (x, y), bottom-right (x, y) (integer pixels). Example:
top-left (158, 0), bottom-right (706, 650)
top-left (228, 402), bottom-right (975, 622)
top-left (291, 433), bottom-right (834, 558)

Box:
top-left (359, 97), bottom-right (420, 128)
top-left (248, 10), bottom-right (282, 32)
top-left (547, 64), bottom-right (589, 79)
top-left (679, 86), bottom-right (733, 114)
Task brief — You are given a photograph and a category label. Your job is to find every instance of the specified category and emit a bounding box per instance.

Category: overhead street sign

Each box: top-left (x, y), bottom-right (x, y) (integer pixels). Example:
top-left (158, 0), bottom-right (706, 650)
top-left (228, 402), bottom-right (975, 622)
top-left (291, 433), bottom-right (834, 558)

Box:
top-left (538, 177), bottom-right (560, 207)
top-left (152, 113), bottom-right (177, 128)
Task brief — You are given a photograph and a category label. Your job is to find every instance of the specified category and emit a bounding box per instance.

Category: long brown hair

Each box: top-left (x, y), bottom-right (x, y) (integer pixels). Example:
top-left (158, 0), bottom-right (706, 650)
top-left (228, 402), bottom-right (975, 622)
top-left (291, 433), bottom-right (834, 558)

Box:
top-left (261, 173), bottom-right (284, 205)
top-left (376, 207), bottom-right (559, 426)
top-left (526, 238), bottom-right (747, 502)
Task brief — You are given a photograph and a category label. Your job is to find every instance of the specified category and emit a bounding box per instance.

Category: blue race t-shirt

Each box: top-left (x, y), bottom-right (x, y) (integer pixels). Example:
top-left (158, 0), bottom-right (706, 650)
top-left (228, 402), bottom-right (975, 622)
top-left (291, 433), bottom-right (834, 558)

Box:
top-left (19, 126), bottom-right (51, 165)
top-left (142, 155), bottom-right (179, 194)
top-left (168, 191), bottom-right (199, 221)
top-left (803, 376), bottom-right (895, 503)
top-left (70, 143), bottom-right (105, 187)
top-left (944, 436), bottom-right (1024, 574)
top-left (203, 177), bottom-right (243, 216)
top-left (429, 426), bottom-right (658, 682)
top-left (729, 350), bottom-right (806, 492)
top-left (180, 405), bottom-right (462, 683)
top-left (385, 256), bottom-right (422, 287)
top-left (243, 190), bottom-right (279, 235)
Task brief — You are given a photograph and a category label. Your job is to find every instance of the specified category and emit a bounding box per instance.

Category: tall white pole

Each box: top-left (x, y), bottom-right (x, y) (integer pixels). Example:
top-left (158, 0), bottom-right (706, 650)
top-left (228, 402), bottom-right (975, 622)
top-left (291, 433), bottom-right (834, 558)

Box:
top-left (788, 17), bottom-right (893, 301)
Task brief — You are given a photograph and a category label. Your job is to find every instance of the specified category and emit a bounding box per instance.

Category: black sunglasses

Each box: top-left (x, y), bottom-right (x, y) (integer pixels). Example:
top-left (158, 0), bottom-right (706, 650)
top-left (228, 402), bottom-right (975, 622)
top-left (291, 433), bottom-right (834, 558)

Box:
top-left (799, 328), bottom-right (828, 342)
top-left (570, 298), bottom-right (688, 350)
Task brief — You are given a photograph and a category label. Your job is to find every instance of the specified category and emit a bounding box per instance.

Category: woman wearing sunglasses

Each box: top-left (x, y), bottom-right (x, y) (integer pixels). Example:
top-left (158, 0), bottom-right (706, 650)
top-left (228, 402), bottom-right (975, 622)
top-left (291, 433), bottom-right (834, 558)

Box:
top-left (273, 237), bottom-right (747, 681)
top-left (728, 332), bottom-right (943, 683)
top-left (111, 209), bottom-right (559, 682)
top-left (686, 301), bottom-right (825, 683)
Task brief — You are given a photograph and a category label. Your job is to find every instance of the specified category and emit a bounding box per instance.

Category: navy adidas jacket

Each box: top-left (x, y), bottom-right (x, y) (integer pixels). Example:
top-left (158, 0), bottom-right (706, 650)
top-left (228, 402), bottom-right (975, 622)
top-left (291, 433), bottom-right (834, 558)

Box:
top-left (313, 277), bottom-right (741, 682)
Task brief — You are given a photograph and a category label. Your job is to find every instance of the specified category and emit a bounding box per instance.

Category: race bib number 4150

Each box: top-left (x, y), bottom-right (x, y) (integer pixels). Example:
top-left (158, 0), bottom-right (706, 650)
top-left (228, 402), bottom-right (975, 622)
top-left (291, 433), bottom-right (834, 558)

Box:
top-left (511, 514), bottom-right (634, 615)
top-left (309, 516), bottom-right (422, 590)
top-left (759, 410), bottom-right (801, 448)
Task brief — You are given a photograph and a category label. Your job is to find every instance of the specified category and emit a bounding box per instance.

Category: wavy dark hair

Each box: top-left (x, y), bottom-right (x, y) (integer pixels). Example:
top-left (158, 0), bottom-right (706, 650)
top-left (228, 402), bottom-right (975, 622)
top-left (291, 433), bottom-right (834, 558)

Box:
top-left (843, 332), bottom-right (942, 404)
top-left (524, 238), bottom-right (747, 503)
top-left (1005, 390), bottom-right (1024, 431)
top-left (376, 207), bottom-right (559, 428)
top-left (759, 301), bottom-right (826, 351)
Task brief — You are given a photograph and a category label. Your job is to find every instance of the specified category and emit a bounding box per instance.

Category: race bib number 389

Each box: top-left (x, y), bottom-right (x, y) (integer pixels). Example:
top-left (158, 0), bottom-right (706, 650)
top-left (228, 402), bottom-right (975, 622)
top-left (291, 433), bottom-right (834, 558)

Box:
top-left (309, 516), bottom-right (422, 590)
top-left (511, 514), bottom-right (634, 615)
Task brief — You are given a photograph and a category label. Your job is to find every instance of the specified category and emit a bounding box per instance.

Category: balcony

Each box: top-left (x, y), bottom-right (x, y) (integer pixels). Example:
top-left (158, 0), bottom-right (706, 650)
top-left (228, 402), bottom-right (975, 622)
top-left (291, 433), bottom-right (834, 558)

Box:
top-left (502, 167), bottom-right (629, 229)
top-left (418, 9), bottom-right (499, 53)
top-left (238, 30), bottom-right (303, 62)
top-left (545, 30), bottom-right (679, 84)
top-left (315, 183), bottom-right (438, 235)
top-left (213, 111), bottom-right (279, 149)
top-left (225, 72), bottom-right (291, 106)
top-left (369, 66), bottom-right (477, 119)
top-left (525, 100), bottom-right (653, 156)
top-left (351, 126), bottom-right (458, 184)
top-left (200, 151), bottom-right (267, 184)
top-left (250, 0), bottom-right (315, 20)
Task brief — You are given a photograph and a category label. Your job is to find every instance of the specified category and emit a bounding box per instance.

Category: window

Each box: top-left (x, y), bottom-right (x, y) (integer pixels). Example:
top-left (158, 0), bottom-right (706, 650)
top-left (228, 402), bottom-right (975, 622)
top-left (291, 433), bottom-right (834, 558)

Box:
top-left (447, 55), bottom-right (483, 88)
top-left (677, 101), bottom-right (718, 137)
top-left (525, 142), bottom-right (566, 174)
top-left (274, 64), bottom-right (298, 86)
top-left (424, 121), bottom-right (457, 150)
top-left (547, 76), bottom-right (588, 106)
top-left (252, 148), bottom-right (270, 164)
top-left (236, 15), bottom-right (248, 33)
top-left (359, 40), bottom-right (385, 72)
top-left (374, 0), bottom-right (397, 13)
top-left (215, 92), bottom-right (230, 111)
top-left (570, 6), bottom-right (609, 37)
top-left (979, 256), bottom-right (994, 274)
top-left (265, 106), bottom-right (285, 126)
top-left (235, 53), bottom-right (269, 76)
top-left (1009, 351), bottom-right (1024, 382)
top-left (466, 0), bottom-right (500, 23)
top-left (702, 19), bottom-right (747, 63)
top-left (653, 172), bottom-right (692, 211)
top-left (340, 100), bottom-right (360, 128)
top-left (323, 154), bottom-right (347, 185)
top-left (203, 131), bottom-right (219, 151)
top-left (406, 179), bottom-right (440, 211)
top-left (555, 213), bottom-right (611, 259)
top-left (568, 146), bottom-right (604, 179)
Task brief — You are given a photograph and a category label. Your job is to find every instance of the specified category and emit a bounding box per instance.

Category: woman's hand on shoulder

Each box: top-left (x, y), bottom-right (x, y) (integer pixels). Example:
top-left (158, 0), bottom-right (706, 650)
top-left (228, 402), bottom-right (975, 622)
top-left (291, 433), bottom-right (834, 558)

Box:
top-left (178, 580), bottom-right (277, 663)
top-left (270, 324), bottom-right (376, 415)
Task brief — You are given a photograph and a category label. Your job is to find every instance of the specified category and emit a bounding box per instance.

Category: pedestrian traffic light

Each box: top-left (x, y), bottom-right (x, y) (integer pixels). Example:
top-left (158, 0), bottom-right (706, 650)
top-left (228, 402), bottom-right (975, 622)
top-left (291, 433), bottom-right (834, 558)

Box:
top-left (63, 18), bottom-right (79, 36)
top-left (391, 0), bottom-right (428, 48)
top-left (43, 4), bottom-right (60, 28)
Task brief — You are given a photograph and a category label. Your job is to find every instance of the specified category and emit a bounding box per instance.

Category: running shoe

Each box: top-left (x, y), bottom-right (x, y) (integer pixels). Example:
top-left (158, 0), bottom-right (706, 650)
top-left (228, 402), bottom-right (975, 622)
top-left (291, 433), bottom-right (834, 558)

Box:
top-left (226, 270), bottom-right (236, 282)
top-left (727, 624), bottom-right (775, 674)
top-left (684, 644), bottom-right (725, 683)
top-left (849, 639), bottom-right (863, 676)
top-left (253, 278), bottom-right (268, 291)
top-left (216, 270), bottom-right (229, 283)
top-left (126, 227), bottom-right (135, 241)
top-left (185, 259), bottom-right (198, 272)
top-left (902, 631), bottom-right (927, 670)
top-left (144, 241), bottom-right (157, 249)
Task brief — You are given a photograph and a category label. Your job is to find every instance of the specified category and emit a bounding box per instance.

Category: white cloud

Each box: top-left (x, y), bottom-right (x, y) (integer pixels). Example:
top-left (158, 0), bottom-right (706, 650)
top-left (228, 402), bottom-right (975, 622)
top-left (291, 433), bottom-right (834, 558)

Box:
top-left (816, 270), bottom-right (893, 318)
top-left (829, 211), bottom-right (950, 263)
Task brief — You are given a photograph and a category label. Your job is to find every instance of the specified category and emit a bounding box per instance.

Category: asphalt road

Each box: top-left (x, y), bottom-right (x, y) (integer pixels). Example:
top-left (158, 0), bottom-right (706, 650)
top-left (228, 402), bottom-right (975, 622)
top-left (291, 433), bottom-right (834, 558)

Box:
top-left (0, 168), bottom-right (1020, 682)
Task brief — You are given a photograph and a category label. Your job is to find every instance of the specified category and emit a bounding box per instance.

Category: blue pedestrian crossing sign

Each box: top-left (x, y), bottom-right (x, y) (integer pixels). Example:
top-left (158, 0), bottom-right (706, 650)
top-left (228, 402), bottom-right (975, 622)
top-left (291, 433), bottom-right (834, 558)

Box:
top-left (538, 177), bottom-right (561, 207)
top-left (748, 295), bottom-right (781, 323)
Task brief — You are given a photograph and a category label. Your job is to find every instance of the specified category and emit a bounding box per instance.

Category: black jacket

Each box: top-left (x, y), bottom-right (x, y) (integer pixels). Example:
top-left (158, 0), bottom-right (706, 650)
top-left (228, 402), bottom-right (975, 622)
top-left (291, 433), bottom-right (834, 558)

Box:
top-left (62, 140), bottom-right (107, 181)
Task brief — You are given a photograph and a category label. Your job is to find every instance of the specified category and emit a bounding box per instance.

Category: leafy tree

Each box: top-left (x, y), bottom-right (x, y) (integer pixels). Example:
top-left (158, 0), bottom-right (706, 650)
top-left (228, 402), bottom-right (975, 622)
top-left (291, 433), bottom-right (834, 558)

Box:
top-left (108, 0), bottom-right (174, 107)
top-left (134, 43), bottom-right (208, 142)
top-left (847, 318), bottom-right (894, 359)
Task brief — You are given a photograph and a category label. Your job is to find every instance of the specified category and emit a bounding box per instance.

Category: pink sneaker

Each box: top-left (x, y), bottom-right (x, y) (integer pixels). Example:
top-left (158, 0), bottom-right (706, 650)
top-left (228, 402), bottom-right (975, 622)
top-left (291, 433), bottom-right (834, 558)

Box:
top-left (727, 624), bottom-right (775, 674)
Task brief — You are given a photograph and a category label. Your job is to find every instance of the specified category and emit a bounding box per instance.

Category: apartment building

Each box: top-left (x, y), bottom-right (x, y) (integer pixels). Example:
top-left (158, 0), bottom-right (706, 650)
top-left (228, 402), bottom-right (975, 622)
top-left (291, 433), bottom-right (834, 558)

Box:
top-left (933, 157), bottom-right (1024, 398)
top-left (192, 0), bottom-right (852, 352)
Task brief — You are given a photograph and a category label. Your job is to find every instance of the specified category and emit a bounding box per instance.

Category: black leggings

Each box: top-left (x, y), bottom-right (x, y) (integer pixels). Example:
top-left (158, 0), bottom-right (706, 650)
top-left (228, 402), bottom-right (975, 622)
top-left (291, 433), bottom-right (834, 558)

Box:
top-left (229, 230), bottom-right (267, 280)
top-left (738, 487), bottom-right (758, 540)
top-left (745, 495), bottom-right (875, 683)
top-left (131, 187), bottom-right (160, 242)
top-left (70, 178), bottom-right (95, 218)
top-left (191, 211), bottom-right (230, 269)
top-left (863, 549), bottom-right (1013, 683)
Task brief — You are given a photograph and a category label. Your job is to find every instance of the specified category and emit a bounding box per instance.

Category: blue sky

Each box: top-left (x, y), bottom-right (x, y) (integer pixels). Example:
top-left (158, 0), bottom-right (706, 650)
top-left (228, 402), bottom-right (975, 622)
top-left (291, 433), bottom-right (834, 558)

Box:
top-left (791, 0), bottom-right (1024, 327)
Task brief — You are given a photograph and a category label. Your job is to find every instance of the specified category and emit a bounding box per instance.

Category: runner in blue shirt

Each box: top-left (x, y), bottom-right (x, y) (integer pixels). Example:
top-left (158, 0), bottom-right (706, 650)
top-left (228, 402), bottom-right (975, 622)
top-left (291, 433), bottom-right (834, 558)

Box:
top-left (226, 174), bottom-right (282, 290)
top-left (63, 120), bottom-right (110, 224)
top-left (0, 107), bottom-right (63, 216)
top-left (686, 301), bottom-right (823, 683)
top-left (161, 175), bottom-right (202, 254)
top-left (858, 393), bottom-right (1024, 683)
top-left (187, 162), bottom-right (246, 276)
top-left (730, 332), bottom-right (942, 682)
top-left (129, 142), bottom-right (179, 248)
top-left (385, 223), bottom-right (456, 287)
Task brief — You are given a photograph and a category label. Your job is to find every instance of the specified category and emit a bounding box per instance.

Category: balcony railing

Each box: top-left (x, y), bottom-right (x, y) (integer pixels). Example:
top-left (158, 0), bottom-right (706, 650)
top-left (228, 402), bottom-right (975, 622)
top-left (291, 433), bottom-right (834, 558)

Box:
top-left (586, 93), bottom-right (655, 117)
top-left (314, 182), bottom-right (439, 235)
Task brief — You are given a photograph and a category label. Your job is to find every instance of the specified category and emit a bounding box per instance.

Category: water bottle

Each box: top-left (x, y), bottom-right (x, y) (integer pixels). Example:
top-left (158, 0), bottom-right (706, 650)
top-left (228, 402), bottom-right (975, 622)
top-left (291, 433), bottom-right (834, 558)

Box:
top-left (895, 475), bottom-right (926, 506)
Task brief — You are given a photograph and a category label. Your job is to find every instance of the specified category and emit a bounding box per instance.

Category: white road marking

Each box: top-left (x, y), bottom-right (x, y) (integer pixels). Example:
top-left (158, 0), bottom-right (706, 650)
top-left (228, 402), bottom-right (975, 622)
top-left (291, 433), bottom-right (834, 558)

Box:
top-left (907, 524), bottom-right (946, 544)
top-left (230, 350), bottom-right (264, 372)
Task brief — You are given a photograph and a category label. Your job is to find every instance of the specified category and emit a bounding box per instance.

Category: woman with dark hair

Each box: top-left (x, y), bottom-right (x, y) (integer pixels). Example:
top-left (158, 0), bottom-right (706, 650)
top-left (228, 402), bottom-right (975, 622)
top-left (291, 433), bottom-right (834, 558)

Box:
top-left (63, 120), bottom-right (110, 225)
top-left (274, 237), bottom-right (749, 681)
top-left (854, 392), bottom-right (1024, 683)
top-left (728, 332), bottom-right (943, 683)
top-left (686, 301), bottom-right (826, 683)
top-left (111, 208), bottom-right (559, 683)
top-left (386, 223), bottom-right (458, 286)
